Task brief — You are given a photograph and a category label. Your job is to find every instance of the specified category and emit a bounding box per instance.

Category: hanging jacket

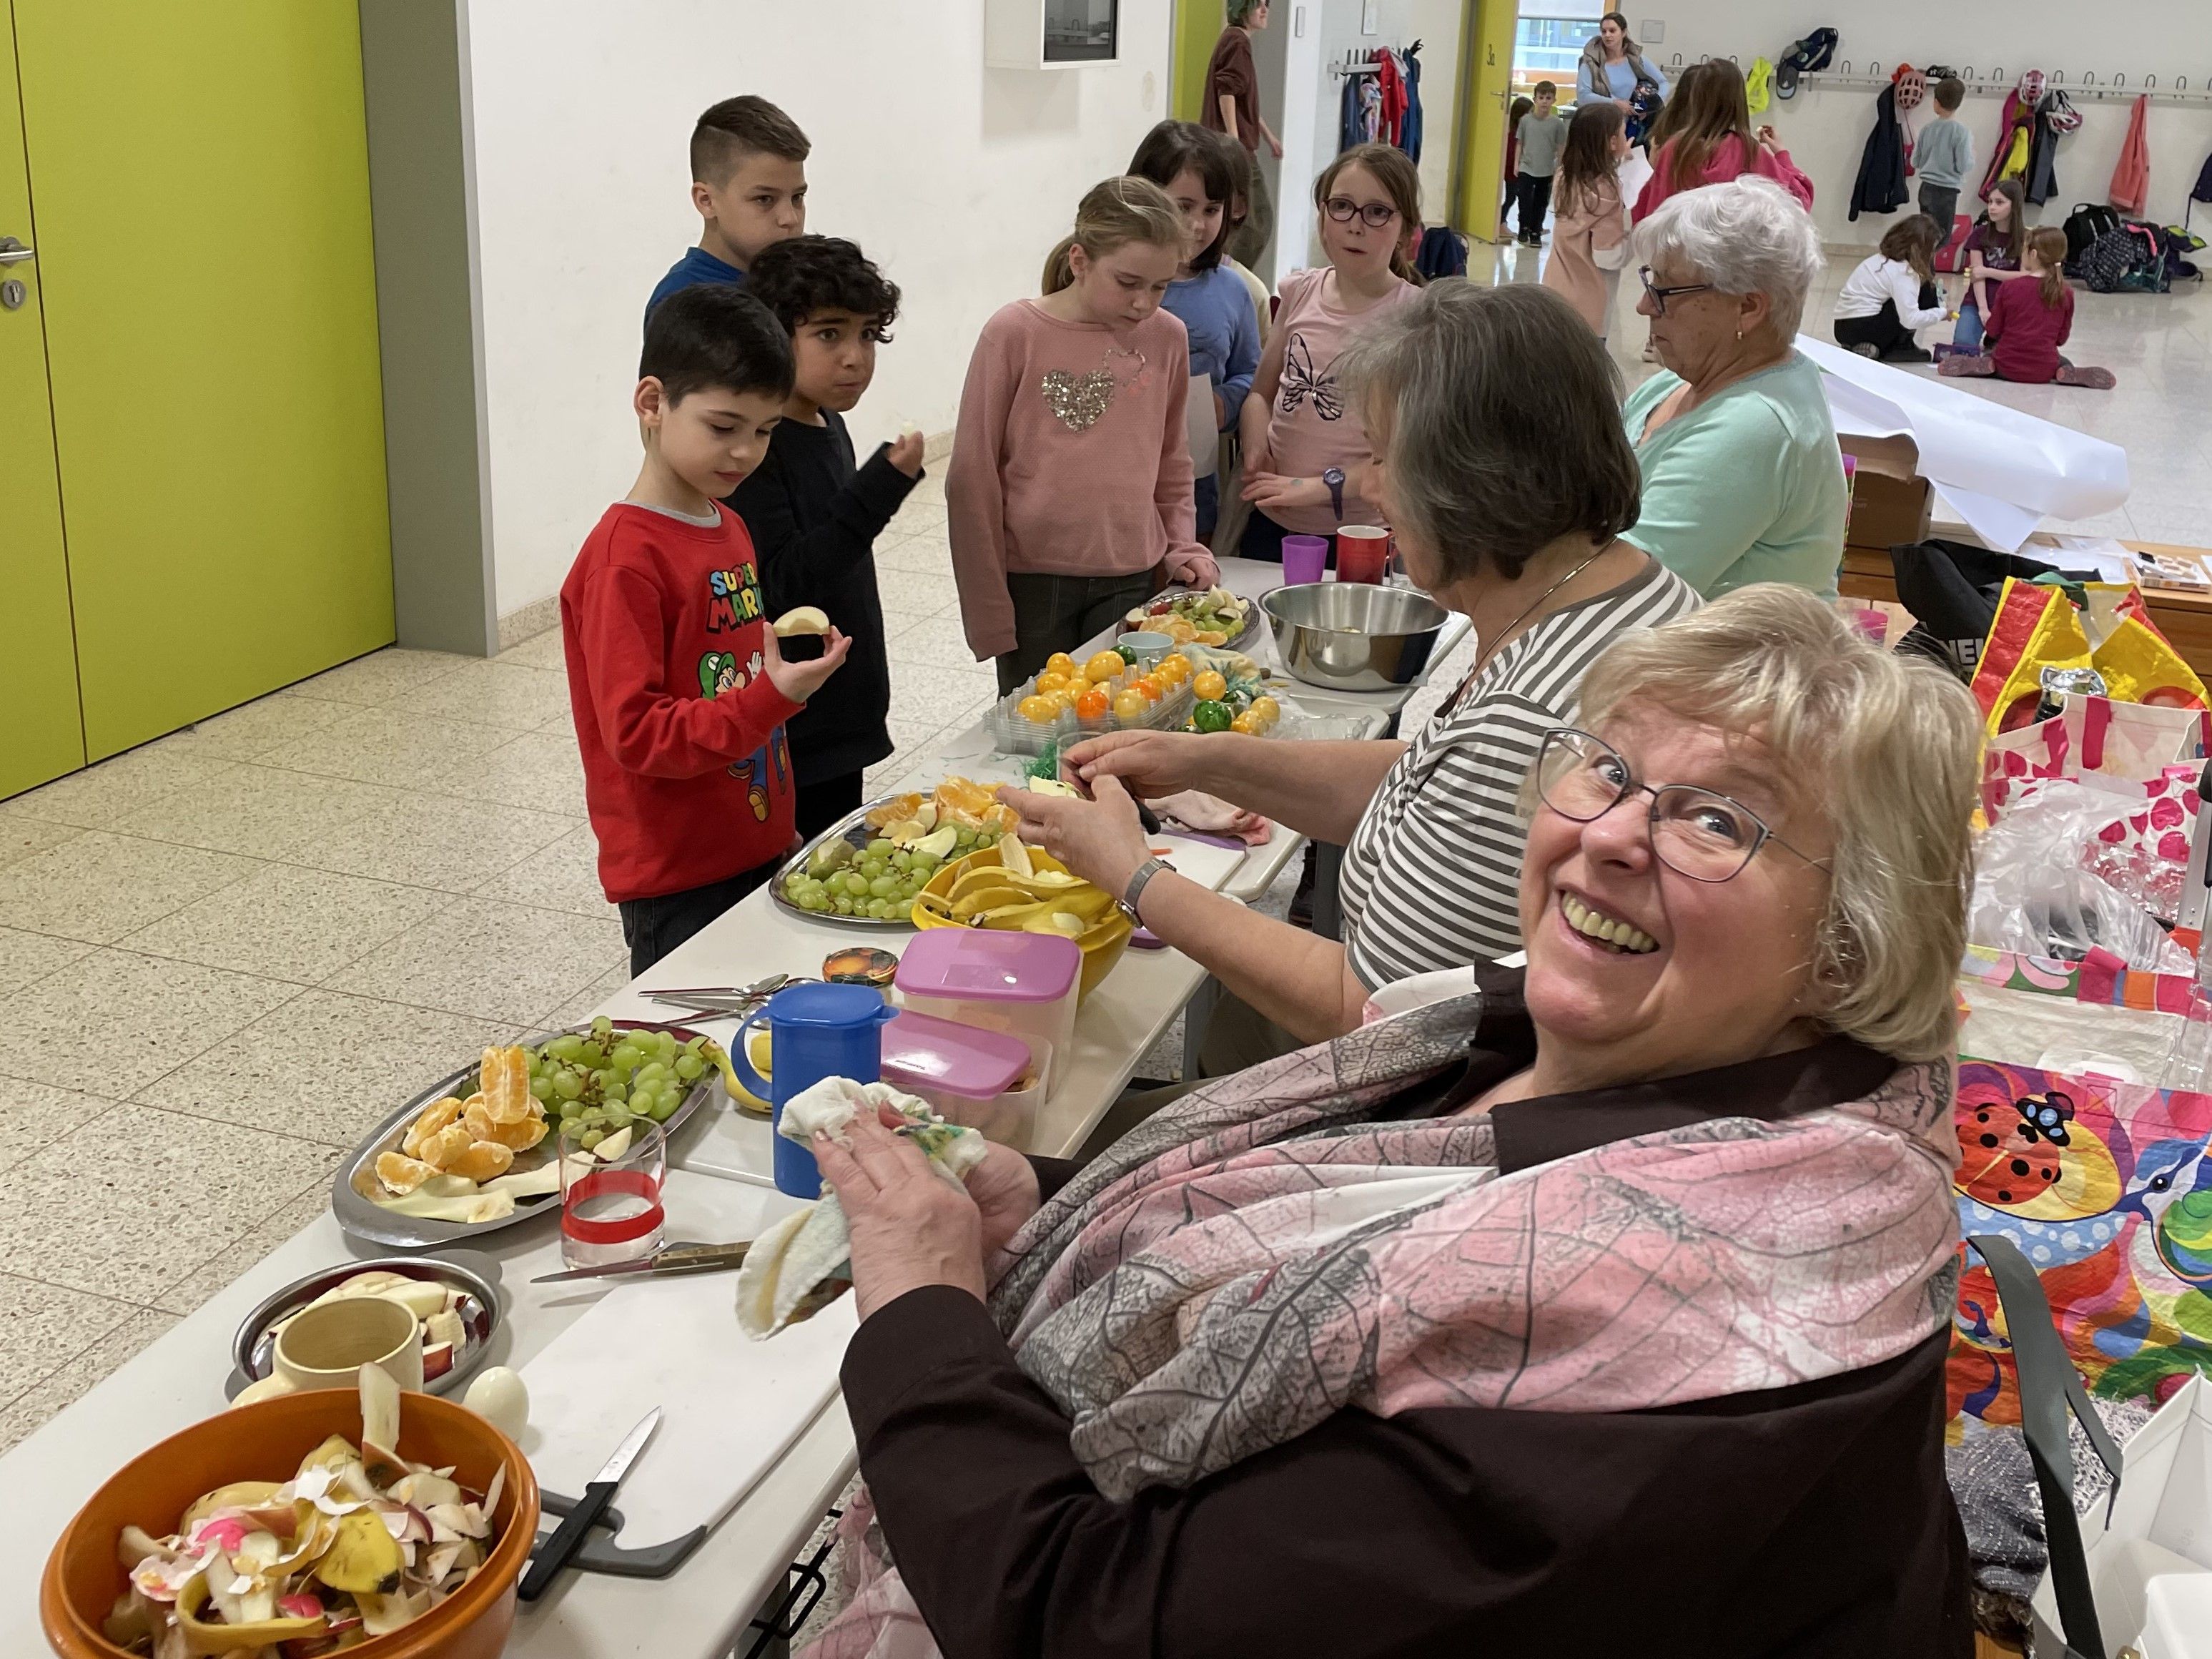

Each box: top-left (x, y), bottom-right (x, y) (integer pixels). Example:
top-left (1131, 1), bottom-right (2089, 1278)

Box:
top-left (1375, 49), bottom-right (1406, 146)
top-left (1399, 43), bottom-right (1423, 161)
top-left (1978, 90), bottom-right (2033, 200)
top-left (2025, 99), bottom-right (2061, 205)
top-left (1850, 84), bottom-right (1910, 220)
top-left (1339, 67), bottom-right (1363, 152)
top-left (2110, 94), bottom-right (2150, 215)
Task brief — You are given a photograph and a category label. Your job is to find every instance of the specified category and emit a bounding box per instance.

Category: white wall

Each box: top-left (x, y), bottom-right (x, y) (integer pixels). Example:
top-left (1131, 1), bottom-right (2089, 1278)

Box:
top-left (1606, 1), bottom-right (2212, 245)
top-left (463, 0), bottom-right (1175, 618)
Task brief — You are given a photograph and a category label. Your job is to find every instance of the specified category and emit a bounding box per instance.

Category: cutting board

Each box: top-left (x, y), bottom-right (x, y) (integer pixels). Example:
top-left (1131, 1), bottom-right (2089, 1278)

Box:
top-left (518, 1221), bottom-right (857, 1545)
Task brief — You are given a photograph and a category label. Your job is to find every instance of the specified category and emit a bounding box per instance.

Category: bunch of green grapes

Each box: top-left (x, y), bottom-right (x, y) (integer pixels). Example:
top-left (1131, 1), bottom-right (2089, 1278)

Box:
top-left (524, 1017), bottom-right (706, 1145)
top-left (781, 837), bottom-right (952, 920)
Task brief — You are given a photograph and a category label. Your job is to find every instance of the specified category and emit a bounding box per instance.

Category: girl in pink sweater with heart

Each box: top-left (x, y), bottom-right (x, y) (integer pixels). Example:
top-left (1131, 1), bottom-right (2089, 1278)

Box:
top-left (948, 177), bottom-right (1220, 694)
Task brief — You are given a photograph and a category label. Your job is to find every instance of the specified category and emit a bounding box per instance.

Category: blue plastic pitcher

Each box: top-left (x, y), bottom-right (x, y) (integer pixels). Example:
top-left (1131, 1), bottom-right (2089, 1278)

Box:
top-left (727, 983), bottom-right (897, 1198)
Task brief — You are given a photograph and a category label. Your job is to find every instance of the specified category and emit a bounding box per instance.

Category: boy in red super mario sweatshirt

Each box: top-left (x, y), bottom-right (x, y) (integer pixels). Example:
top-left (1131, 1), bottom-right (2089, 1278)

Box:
top-left (562, 283), bottom-right (851, 973)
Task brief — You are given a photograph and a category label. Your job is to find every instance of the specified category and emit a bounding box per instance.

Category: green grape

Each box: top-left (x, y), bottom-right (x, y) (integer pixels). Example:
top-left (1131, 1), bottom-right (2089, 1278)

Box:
top-left (528, 1075), bottom-right (555, 1102)
top-left (548, 1034), bottom-right (584, 1061)
top-left (804, 891), bottom-right (829, 912)
top-left (869, 875), bottom-right (897, 898)
top-left (647, 1095), bottom-right (679, 1123)
top-left (558, 1096), bottom-right (585, 1118)
top-left (891, 850), bottom-right (912, 870)
top-left (866, 838), bottom-right (894, 856)
top-left (844, 872), bottom-right (869, 896)
top-left (683, 1035), bottom-right (707, 1053)
top-left (610, 1043), bottom-right (643, 1071)
top-left (637, 1060), bottom-right (668, 1083)
top-left (550, 1070), bottom-right (583, 1101)
top-left (591, 1015), bottom-right (613, 1037)
top-left (579, 1128), bottom-right (604, 1150)
top-left (833, 895), bottom-right (852, 914)
top-left (656, 1032), bottom-right (679, 1059)
top-left (909, 853), bottom-right (937, 877)
top-left (673, 1053), bottom-right (705, 1081)
top-left (602, 1079), bottom-right (628, 1103)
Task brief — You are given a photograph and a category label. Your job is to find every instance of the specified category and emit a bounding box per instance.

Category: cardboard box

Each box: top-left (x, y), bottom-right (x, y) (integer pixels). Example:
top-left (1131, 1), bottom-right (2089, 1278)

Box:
top-left (1838, 433), bottom-right (1933, 553)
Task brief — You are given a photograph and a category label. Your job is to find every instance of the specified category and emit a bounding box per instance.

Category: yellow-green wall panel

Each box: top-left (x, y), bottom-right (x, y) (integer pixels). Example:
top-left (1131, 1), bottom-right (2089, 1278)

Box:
top-left (16, 0), bottom-right (392, 760)
top-left (0, 0), bottom-right (84, 797)
top-left (1452, 0), bottom-right (1516, 236)
top-left (1172, 1), bottom-right (1223, 124)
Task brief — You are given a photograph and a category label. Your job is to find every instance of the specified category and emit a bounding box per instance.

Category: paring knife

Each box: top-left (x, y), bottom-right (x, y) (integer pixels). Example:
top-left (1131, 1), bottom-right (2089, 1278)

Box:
top-left (532, 1241), bottom-right (751, 1285)
top-left (518, 1407), bottom-right (661, 1602)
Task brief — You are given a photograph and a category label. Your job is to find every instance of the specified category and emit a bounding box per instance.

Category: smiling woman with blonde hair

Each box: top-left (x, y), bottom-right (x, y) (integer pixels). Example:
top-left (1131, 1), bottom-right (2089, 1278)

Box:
top-left (801, 583), bottom-right (1983, 1658)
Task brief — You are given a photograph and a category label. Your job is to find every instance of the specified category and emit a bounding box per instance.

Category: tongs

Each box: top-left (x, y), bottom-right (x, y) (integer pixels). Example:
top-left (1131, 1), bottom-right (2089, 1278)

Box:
top-left (638, 973), bottom-right (806, 1018)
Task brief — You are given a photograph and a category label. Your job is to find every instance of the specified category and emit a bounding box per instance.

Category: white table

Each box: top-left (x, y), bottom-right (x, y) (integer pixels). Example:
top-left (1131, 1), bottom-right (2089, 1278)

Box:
top-left (0, 565), bottom-right (1469, 1659)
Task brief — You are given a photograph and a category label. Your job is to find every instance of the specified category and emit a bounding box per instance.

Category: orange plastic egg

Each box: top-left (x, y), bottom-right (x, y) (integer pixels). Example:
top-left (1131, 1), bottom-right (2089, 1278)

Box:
top-left (1075, 688), bottom-right (1111, 719)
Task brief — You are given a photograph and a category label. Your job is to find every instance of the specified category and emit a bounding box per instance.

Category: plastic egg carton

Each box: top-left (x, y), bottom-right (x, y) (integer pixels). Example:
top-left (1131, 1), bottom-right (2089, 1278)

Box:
top-left (988, 671), bottom-right (1194, 755)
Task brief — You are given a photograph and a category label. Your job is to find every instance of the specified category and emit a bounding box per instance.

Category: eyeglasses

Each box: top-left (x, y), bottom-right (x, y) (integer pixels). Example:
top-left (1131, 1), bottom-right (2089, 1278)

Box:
top-left (1638, 266), bottom-right (1714, 315)
top-left (1532, 729), bottom-right (1824, 884)
top-left (1324, 195), bottom-right (1400, 228)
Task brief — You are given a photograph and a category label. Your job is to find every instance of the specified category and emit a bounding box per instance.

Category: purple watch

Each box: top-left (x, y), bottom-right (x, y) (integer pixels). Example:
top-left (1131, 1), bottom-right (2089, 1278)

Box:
top-left (1323, 466), bottom-right (1346, 521)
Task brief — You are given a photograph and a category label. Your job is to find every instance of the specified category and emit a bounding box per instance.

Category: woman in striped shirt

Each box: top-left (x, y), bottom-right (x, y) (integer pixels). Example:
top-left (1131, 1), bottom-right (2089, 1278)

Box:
top-left (1004, 282), bottom-right (1701, 1072)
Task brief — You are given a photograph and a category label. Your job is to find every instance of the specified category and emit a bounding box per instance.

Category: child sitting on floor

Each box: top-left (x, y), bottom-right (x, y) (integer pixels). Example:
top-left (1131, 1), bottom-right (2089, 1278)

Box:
top-left (1939, 227), bottom-right (2115, 388)
top-left (1833, 215), bottom-right (1951, 363)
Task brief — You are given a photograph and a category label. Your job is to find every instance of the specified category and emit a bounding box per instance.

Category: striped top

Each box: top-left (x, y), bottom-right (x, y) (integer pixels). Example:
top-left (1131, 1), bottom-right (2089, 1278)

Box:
top-left (1339, 558), bottom-right (1703, 988)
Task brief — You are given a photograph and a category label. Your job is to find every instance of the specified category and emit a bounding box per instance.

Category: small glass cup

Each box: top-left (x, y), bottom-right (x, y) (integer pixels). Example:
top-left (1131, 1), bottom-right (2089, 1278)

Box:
top-left (558, 1118), bottom-right (667, 1271)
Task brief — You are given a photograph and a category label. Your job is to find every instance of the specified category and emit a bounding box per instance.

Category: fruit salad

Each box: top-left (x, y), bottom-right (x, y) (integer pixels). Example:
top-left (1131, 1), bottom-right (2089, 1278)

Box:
top-left (1125, 586), bottom-right (1250, 646)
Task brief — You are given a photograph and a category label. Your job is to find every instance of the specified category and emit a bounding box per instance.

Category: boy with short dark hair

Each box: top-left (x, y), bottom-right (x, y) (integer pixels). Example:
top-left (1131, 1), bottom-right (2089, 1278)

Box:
top-left (1915, 78), bottom-right (1974, 234)
top-left (643, 94), bottom-right (811, 327)
top-left (1514, 82), bottom-right (1567, 248)
top-left (731, 236), bottom-right (922, 839)
top-left (564, 283), bottom-right (850, 974)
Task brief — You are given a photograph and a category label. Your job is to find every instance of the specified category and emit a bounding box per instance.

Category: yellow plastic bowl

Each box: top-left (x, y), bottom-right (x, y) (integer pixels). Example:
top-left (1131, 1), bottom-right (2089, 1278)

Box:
top-left (910, 846), bottom-right (1132, 1000)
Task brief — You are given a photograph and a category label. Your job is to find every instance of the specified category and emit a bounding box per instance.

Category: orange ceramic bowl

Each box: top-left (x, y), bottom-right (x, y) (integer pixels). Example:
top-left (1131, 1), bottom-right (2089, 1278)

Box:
top-left (41, 1387), bottom-right (539, 1659)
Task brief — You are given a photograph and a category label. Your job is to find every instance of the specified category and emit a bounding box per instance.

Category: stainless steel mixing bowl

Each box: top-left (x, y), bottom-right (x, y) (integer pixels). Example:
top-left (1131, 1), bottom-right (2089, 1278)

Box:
top-left (1260, 582), bottom-right (1450, 693)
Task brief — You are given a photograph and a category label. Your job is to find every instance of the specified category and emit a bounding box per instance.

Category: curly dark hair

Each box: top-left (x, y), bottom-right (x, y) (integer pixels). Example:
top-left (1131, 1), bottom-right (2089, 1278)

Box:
top-left (743, 235), bottom-right (902, 343)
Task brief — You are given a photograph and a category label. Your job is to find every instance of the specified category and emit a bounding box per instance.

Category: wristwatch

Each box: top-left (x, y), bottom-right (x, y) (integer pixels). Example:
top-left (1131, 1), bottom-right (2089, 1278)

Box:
top-left (1120, 855), bottom-right (1177, 922)
top-left (1322, 466), bottom-right (1346, 522)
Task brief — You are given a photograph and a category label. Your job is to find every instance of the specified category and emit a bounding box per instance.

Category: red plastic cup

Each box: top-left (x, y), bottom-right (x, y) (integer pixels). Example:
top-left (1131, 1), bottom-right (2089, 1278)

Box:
top-left (1335, 525), bottom-right (1392, 584)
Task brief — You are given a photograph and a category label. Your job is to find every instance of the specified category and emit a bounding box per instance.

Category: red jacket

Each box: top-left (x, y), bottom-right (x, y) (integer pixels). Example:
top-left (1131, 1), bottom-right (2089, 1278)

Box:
top-left (1983, 277), bottom-right (2073, 384)
top-left (560, 502), bottom-right (804, 903)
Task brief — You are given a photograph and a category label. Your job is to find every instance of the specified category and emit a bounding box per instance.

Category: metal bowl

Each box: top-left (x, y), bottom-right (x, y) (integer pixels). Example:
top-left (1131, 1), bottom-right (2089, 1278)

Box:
top-left (1260, 583), bottom-right (1450, 693)
top-left (224, 1251), bottom-right (503, 1402)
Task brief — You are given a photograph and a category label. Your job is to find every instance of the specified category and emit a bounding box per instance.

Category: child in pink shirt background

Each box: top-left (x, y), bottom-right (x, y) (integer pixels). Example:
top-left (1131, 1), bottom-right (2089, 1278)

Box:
top-left (1238, 143), bottom-right (1423, 561)
top-left (947, 176), bottom-right (1219, 694)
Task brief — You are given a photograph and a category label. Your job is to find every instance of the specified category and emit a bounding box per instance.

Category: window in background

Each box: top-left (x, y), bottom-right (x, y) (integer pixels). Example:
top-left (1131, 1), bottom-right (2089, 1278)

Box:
top-left (1514, 16), bottom-right (1598, 85)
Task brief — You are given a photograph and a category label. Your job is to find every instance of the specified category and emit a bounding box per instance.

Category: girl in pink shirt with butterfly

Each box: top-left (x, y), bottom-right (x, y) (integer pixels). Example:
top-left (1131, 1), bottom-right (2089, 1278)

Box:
top-left (1238, 143), bottom-right (1422, 561)
top-left (947, 177), bottom-right (1220, 694)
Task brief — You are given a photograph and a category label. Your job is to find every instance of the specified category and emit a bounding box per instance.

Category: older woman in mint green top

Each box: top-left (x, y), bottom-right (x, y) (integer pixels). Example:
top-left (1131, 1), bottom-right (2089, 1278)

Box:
top-left (1622, 178), bottom-right (1847, 599)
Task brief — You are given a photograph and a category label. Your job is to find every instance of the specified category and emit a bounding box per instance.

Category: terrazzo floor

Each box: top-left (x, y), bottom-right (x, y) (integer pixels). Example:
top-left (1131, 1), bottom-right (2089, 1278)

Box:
top-left (4, 244), bottom-right (2206, 1464)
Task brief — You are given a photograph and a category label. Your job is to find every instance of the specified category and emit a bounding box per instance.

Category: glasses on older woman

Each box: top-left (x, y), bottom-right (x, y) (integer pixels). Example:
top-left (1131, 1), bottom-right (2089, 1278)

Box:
top-left (1637, 266), bottom-right (1713, 315)
top-left (1324, 196), bottom-right (1400, 228)
top-left (1534, 728), bottom-right (1823, 883)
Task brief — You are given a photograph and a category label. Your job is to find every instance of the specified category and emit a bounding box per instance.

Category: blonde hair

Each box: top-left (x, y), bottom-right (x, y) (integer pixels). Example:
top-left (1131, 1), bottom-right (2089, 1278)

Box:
top-left (1573, 586), bottom-right (1981, 1063)
top-left (1042, 176), bottom-right (1184, 295)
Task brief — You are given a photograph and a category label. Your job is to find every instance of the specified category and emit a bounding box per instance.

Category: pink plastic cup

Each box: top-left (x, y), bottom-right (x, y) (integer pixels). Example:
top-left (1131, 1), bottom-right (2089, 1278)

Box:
top-left (1280, 534), bottom-right (1329, 586)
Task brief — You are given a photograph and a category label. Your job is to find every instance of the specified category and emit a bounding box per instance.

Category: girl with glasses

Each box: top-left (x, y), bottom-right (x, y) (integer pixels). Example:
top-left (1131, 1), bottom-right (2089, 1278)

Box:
top-left (1235, 142), bottom-right (1422, 562)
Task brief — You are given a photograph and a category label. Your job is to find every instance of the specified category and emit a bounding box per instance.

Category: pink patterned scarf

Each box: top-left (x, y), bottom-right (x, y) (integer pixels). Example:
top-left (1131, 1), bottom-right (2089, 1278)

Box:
top-left (804, 989), bottom-right (1962, 1658)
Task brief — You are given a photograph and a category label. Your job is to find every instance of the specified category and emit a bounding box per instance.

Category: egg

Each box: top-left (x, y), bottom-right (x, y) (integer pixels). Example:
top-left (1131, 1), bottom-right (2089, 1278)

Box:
top-left (462, 1365), bottom-right (530, 1438)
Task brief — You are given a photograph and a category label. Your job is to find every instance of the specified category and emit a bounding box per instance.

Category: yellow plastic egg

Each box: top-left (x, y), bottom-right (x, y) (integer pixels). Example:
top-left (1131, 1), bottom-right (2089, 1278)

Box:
top-left (1155, 654), bottom-right (1190, 684)
top-left (1192, 669), bottom-right (1228, 702)
top-left (1034, 671), bottom-right (1070, 695)
top-left (1045, 651), bottom-right (1077, 676)
top-left (1017, 694), bottom-right (1060, 724)
top-left (1230, 711), bottom-right (1263, 735)
top-left (1249, 694), bottom-right (1280, 726)
top-left (1085, 651), bottom-right (1127, 683)
top-left (1111, 689), bottom-right (1150, 723)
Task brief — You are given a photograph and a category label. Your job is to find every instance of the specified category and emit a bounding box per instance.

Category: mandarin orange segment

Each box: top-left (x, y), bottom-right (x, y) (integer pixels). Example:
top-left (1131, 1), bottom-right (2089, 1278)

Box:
top-left (445, 1140), bottom-right (515, 1183)
top-left (479, 1046), bottom-right (531, 1123)
top-left (417, 1123), bottom-right (477, 1172)
top-left (484, 1114), bottom-right (548, 1153)
top-left (400, 1097), bottom-right (463, 1160)
top-left (375, 1151), bottom-right (438, 1195)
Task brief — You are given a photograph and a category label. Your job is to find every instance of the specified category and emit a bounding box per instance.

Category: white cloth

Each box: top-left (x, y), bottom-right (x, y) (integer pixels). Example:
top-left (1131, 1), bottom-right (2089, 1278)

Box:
top-left (1835, 254), bottom-right (1947, 330)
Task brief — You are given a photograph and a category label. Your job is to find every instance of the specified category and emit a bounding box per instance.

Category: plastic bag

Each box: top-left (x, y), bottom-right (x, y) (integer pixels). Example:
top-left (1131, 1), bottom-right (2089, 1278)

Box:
top-left (1968, 780), bottom-right (2196, 970)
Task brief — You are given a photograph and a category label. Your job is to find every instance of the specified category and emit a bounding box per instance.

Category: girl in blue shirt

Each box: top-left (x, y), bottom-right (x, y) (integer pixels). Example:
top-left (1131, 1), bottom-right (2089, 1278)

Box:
top-left (1130, 122), bottom-right (1263, 541)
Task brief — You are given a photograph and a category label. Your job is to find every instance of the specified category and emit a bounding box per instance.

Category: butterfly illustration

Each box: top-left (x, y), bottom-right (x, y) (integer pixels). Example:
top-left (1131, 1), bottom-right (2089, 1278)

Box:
top-left (1277, 333), bottom-right (1344, 422)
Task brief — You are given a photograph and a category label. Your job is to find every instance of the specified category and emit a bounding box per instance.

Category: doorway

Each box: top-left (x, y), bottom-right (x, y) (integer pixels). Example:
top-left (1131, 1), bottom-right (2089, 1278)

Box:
top-left (1, 0), bottom-right (392, 797)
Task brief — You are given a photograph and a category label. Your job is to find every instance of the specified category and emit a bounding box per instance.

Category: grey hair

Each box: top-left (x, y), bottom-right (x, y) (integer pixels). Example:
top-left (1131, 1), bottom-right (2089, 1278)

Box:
top-left (1632, 176), bottom-right (1825, 340)
top-left (1573, 585), bottom-right (1981, 1063)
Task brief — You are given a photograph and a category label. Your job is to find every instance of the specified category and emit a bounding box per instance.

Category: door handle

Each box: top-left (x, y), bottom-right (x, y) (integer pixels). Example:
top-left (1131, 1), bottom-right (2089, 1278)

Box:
top-left (0, 237), bottom-right (32, 265)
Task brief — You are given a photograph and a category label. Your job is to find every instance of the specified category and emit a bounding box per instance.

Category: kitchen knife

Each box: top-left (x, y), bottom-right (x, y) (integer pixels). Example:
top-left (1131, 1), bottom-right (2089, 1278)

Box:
top-left (518, 1407), bottom-right (661, 1602)
top-left (532, 1241), bottom-right (751, 1285)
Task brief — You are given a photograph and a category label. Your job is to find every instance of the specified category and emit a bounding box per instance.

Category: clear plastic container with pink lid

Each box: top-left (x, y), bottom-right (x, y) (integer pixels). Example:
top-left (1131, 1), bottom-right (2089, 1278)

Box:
top-left (880, 1008), bottom-right (1040, 1148)
top-left (892, 930), bottom-right (1081, 1097)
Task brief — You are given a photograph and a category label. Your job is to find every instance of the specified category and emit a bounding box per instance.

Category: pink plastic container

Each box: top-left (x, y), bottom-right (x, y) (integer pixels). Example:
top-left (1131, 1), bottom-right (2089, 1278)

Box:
top-left (893, 930), bottom-right (1082, 1097)
top-left (881, 1009), bottom-right (1039, 1147)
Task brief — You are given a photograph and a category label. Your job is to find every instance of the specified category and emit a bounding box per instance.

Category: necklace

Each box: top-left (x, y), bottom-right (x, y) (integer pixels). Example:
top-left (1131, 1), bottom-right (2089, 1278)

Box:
top-left (1466, 546), bottom-right (1607, 682)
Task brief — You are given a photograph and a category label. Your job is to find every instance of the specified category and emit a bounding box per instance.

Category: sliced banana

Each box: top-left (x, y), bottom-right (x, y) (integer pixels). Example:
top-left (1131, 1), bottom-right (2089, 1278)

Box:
top-left (771, 606), bottom-right (831, 637)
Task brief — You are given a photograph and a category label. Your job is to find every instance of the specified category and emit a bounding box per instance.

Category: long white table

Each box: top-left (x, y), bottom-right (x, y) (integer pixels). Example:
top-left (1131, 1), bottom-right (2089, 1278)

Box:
top-left (0, 560), bottom-right (1468, 1659)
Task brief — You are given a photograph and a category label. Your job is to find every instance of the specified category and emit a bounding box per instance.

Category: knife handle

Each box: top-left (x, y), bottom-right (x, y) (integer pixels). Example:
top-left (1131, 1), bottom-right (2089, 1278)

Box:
top-left (519, 1479), bottom-right (617, 1602)
top-left (654, 1241), bottom-right (750, 1274)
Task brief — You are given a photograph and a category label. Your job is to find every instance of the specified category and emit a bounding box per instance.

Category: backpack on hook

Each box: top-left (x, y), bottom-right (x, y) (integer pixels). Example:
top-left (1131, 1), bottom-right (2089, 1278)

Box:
top-left (1773, 27), bottom-right (1837, 99)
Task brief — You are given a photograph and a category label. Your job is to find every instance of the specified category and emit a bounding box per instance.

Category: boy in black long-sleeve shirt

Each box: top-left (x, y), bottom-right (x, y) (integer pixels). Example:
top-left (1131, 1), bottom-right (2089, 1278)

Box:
top-left (731, 236), bottom-right (922, 837)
